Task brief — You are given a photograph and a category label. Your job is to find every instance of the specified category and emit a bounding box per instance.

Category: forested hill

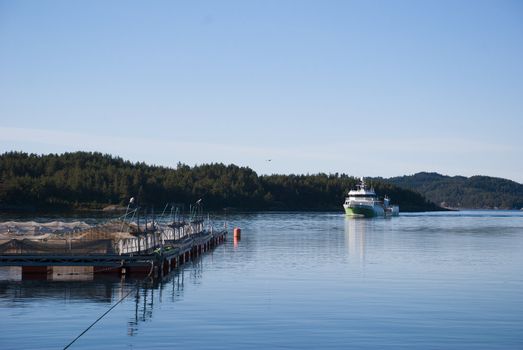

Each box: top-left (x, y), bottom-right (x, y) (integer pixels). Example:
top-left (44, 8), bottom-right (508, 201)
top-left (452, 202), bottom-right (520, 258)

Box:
top-left (0, 152), bottom-right (440, 212)
top-left (384, 172), bottom-right (523, 209)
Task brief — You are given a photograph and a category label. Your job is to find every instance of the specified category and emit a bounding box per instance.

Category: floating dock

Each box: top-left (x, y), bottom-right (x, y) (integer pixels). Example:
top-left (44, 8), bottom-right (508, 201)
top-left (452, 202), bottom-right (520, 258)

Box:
top-left (0, 219), bottom-right (227, 280)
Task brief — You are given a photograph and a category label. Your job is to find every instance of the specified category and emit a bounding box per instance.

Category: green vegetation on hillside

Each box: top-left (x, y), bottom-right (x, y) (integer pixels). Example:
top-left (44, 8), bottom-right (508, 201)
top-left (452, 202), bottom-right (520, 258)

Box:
top-left (0, 152), bottom-right (440, 212)
top-left (385, 172), bottom-right (523, 209)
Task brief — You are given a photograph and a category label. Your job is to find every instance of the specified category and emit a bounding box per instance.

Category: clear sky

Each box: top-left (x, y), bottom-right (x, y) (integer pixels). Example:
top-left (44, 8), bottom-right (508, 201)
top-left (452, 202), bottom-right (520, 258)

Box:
top-left (1, 0), bottom-right (522, 182)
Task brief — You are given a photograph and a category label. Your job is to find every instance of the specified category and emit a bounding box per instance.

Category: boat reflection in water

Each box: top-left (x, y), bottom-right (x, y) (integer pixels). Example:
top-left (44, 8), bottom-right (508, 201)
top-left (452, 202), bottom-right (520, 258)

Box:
top-left (344, 217), bottom-right (368, 264)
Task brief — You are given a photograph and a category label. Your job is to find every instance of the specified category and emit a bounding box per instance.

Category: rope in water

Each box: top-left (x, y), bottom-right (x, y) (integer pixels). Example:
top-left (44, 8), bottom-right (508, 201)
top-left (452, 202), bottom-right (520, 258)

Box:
top-left (62, 262), bottom-right (154, 350)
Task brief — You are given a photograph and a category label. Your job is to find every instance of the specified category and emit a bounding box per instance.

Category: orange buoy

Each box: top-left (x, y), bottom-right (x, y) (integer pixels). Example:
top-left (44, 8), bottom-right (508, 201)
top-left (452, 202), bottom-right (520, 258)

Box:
top-left (233, 227), bottom-right (241, 239)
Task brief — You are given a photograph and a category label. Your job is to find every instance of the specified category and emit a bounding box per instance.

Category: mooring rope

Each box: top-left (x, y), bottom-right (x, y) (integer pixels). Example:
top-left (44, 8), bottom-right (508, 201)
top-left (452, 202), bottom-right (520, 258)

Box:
top-left (62, 262), bottom-right (154, 350)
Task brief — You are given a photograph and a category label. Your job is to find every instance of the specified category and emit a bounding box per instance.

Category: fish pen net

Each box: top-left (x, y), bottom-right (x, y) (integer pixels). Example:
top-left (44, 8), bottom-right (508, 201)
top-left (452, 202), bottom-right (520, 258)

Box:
top-left (0, 238), bottom-right (115, 255)
top-left (0, 220), bottom-right (137, 255)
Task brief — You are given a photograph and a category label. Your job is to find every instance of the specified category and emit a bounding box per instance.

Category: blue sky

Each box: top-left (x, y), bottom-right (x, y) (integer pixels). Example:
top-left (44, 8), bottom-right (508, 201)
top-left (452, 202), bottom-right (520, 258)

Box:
top-left (1, 0), bottom-right (522, 182)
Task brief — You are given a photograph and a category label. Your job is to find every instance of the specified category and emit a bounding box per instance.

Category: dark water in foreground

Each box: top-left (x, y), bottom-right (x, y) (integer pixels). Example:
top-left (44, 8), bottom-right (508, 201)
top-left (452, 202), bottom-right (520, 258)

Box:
top-left (1, 211), bottom-right (522, 349)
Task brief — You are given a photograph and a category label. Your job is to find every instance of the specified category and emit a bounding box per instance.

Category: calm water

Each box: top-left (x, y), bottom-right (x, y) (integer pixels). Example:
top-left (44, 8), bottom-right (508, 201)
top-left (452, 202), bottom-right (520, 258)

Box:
top-left (1, 211), bottom-right (522, 349)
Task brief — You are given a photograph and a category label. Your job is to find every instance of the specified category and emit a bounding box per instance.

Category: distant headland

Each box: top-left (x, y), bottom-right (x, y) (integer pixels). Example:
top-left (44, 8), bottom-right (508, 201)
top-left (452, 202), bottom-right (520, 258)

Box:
top-left (382, 172), bottom-right (523, 210)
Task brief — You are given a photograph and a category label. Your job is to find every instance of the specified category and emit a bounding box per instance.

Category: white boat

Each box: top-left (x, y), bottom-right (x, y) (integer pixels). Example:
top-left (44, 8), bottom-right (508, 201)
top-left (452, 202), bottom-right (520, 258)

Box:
top-left (343, 177), bottom-right (399, 217)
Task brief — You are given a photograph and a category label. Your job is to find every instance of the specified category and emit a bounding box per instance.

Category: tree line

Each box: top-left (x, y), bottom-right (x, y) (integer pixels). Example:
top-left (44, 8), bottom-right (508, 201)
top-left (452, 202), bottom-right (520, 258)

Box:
top-left (0, 151), bottom-right (440, 212)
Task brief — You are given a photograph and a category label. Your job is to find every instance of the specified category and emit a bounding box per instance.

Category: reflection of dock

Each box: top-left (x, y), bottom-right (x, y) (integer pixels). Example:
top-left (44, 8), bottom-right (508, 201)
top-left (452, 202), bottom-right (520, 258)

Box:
top-left (344, 218), bottom-right (367, 262)
top-left (0, 229), bottom-right (227, 280)
top-left (0, 257), bottom-right (203, 337)
top-left (0, 277), bottom-right (117, 302)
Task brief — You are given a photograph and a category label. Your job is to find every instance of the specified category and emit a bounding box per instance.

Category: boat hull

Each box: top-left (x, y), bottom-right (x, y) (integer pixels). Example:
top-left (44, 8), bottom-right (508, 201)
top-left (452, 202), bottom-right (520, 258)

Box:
top-left (344, 205), bottom-right (383, 218)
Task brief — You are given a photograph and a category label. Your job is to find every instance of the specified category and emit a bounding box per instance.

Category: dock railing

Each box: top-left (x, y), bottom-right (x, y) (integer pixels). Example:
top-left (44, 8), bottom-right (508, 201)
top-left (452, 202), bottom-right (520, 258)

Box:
top-left (116, 220), bottom-right (204, 255)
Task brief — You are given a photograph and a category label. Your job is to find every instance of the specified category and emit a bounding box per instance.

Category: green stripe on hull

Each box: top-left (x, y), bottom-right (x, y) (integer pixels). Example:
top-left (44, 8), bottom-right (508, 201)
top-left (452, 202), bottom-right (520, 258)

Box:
top-left (344, 206), bottom-right (377, 218)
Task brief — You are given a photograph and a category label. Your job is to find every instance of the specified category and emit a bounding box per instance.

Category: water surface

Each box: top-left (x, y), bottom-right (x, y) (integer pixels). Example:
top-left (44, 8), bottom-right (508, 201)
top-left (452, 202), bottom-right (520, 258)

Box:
top-left (1, 211), bottom-right (522, 349)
